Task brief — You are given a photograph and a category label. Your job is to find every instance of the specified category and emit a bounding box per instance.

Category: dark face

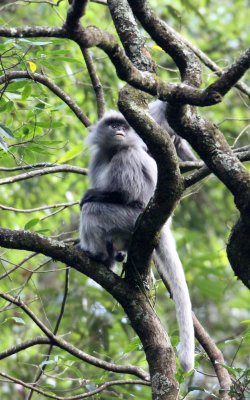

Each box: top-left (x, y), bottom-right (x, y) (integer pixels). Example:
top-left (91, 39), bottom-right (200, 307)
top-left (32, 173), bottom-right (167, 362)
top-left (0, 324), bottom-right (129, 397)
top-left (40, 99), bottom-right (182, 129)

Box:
top-left (88, 111), bottom-right (147, 152)
top-left (104, 117), bottom-right (130, 140)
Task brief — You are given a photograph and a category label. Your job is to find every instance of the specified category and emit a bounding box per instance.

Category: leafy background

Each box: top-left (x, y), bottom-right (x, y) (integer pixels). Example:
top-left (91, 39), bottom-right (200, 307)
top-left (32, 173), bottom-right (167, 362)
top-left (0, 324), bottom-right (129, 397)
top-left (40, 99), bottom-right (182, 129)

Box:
top-left (0, 0), bottom-right (249, 398)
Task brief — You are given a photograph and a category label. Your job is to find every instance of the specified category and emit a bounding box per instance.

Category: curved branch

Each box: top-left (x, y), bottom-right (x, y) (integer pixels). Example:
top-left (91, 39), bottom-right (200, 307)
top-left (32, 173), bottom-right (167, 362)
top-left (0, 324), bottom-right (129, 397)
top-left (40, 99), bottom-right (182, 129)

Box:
top-left (127, 0), bottom-right (201, 87)
top-left (0, 27), bottom-right (247, 107)
top-left (0, 71), bottom-right (91, 126)
top-left (0, 372), bottom-right (149, 400)
top-left (0, 165), bottom-right (87, 186)
top-left (107, 0), bottom-right (154, 72)
top-left (0, 227), bottom-right (179, 397)
top-left (207, 48), bottom-right (250, 97)
top-left (0, 291), bottom-right (149, 380)
top-left (0, 336), bottom-right (51, 360)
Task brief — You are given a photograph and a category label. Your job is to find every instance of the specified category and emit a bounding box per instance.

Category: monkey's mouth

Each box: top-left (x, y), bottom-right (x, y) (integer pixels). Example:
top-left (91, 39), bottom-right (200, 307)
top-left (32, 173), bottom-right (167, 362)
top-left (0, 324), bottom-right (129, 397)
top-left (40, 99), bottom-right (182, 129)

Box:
top-left (115, 131), bottom-right (125, 138)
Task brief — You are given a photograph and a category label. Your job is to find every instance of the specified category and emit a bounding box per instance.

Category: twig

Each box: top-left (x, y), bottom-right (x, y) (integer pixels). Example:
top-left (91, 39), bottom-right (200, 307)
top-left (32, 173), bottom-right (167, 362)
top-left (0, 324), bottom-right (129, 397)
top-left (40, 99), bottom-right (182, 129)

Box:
top-left (0, 372), bottom-right (150, 400)
top-left (0, 165), bottom-right (87, 185)
top-left (0, 162), bottom-right (81, 172)
top-left (0, 253), bottom-right (38, 281)
top-left (193, 314), bottom-right (234, 400)
top-left (81, 47), bottom-right (105, 117)
top-left (0, 291), bottom-right (149, 380)
top-left (0, 201), bottom-right (78, 213)
top-left (27, 268), bottom-right (70, 400)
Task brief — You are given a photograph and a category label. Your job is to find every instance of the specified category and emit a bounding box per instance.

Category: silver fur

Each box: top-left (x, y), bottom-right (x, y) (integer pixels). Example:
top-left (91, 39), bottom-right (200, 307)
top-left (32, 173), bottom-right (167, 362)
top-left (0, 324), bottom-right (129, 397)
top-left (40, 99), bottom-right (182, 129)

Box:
top-left (149, 100), bottom-right (196, 161)
top-left (79, 107), bottom-right (194, 372)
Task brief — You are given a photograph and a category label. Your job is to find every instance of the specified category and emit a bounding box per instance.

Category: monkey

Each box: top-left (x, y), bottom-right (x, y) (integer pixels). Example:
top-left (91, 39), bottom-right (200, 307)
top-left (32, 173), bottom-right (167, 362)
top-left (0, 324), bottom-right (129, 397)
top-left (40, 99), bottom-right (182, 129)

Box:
top-left (79, 107), bottom-right (194, 372)
top-left (149, 100), bottom-right (196, 161)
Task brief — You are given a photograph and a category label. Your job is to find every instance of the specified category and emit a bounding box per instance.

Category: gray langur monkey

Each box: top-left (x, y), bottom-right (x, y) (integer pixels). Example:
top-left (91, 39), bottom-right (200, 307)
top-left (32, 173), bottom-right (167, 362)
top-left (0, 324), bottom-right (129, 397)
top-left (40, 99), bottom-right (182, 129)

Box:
top-left (79, 103), bottom-right (195, 372)
top-left (149, 100), bottom-right (196, 161)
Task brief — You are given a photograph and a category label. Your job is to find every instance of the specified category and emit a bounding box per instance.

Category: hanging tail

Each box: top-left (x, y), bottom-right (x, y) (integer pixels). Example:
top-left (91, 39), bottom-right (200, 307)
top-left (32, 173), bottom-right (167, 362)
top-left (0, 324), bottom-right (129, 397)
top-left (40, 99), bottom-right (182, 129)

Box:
top-left (154, 221), bottom-right (194, 372)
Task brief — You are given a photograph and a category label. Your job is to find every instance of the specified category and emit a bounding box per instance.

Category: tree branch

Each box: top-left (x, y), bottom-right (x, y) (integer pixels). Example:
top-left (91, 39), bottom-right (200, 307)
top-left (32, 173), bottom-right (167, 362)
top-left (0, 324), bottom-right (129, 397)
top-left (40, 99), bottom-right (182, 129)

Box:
top-left (0, 165), bottom-right (87, 186)
top-left (64, 0), bottom-right (89, 31)
top-left (127, 0), bottom-right (201, 87)
top-left (119, 86), bottom-right (183, 279)
top-left (0, 27), bottom-right (247, 107)
top-left (27, 268), bottom-right (69, 400)
top-left (107, 0), bottom-right (155, 72)
top-left (207, 48), bottom-right (250, 97)
top-left (193, 314), bottom-right (234, 400)
top-left (80, 47), bottom-right (105, 118)
top-left (0, 201), bottom-right (78, 213)
top-left (0, 290), bottom-right (149, 380)
top-left (0, 372), bottom-right (149, 400)
top-left (0, 227), bottom-right (180, 398)
top-left (0, 71), bottom-right (91, 126)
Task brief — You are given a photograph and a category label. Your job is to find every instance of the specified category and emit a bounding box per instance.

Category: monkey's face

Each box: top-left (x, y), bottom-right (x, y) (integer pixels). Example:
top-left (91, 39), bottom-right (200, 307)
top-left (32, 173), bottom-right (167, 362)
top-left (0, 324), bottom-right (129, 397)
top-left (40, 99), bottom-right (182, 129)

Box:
top-left (88, 111), bottom-right (145, 151)
top-left (104, 118), bottom-right (131, 145)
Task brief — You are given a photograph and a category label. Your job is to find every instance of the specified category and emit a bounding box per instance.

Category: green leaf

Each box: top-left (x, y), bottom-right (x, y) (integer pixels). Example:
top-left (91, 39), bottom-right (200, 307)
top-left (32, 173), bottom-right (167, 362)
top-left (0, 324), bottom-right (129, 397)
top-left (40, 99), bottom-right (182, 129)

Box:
top-left (0, 124), bottom-right (14, 138)
top-left (8, 79), bottom-right (29, 91)
top-left (21, 84), bottom-right (32, 100)
top-left (18, 38), bottom-right (52, 46)
top-left (11, 317), bottom-right (25, 325)
top-left (188, 385), bottom-right (205, 392)
top-left (57, 144), bottom-right (83, 163)
top-left (0, 137), bottom-right (8, 151)
top-left (35, 121), bottom-right (64, 128)
top-left (24, 218), bottom-right (40, 230)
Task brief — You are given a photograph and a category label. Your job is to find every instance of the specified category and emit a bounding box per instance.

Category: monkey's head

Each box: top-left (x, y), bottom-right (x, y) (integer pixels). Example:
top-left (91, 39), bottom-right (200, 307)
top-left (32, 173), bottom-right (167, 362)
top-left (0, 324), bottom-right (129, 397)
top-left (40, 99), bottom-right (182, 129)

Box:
top-left (87, 111), bottom-right (147, 151)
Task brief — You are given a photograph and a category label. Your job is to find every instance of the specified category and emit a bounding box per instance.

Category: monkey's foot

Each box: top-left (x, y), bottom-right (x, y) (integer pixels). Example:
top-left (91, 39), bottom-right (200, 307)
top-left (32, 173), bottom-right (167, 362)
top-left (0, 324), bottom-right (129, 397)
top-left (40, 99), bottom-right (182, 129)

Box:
top-left (115, 251), bottom-right (126, 262)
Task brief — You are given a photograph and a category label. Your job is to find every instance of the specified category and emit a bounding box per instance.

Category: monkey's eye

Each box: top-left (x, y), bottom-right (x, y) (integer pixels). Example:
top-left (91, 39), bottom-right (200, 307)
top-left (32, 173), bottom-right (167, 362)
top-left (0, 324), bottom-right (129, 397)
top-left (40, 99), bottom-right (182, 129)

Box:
top-left (110, 123), bottom-right (122, 130)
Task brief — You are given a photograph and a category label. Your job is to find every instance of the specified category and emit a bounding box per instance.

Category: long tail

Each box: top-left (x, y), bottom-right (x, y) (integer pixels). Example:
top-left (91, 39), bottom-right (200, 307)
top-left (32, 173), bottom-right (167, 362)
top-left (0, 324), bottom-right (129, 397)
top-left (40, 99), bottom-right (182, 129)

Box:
top-left (154, 221), bottom-right (194, 372)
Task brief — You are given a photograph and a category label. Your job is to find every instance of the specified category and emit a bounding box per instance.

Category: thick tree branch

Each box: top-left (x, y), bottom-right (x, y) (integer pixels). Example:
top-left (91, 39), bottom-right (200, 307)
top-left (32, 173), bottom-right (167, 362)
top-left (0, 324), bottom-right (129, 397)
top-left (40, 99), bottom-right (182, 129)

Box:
top-left (64, 0), bottom-right (89, 31)
top-left (0, 71), bottom-right (90, 126)
top-left (119, 87), bottom-right (183, 278)
top-left (127, 0), bottom-right (201, 87)
top-left (0, 27), bottom-right (248, 107)
top-left (107, 0), bottom-right (155, 72)
top-left (0, 228), bottom-right (179, 399)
